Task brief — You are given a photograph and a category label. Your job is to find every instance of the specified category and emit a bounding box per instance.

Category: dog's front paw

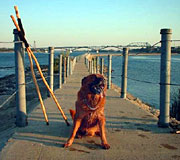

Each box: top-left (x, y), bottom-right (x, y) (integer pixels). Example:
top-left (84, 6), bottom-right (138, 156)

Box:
top-left (102, 143), bottom-right (110, 150)
top-left (64, 142), bottom-right (72, 148)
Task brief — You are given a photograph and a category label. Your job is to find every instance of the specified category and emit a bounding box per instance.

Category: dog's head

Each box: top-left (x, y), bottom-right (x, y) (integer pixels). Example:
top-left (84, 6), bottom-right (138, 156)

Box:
top-left (81, 74), bottom-right (106, 95)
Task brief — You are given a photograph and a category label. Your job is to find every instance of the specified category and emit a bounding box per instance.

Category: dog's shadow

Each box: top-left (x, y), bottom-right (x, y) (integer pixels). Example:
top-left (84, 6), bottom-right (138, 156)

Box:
top-left (13, 113), bottom-right (103, 150)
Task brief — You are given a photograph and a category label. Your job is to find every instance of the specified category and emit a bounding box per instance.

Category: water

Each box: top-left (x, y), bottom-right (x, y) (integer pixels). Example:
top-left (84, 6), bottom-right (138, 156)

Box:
top-left (0, 51), bottom-right (84, 78)
top-left (0, 51), bottom-right (180, 109)
top-left (109, 54), bottom-right (180, 108)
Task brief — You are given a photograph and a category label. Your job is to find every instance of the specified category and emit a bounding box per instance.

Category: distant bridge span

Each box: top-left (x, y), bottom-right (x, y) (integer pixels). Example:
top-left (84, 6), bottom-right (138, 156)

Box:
top-left (37, 42), bottom-right (152, 52)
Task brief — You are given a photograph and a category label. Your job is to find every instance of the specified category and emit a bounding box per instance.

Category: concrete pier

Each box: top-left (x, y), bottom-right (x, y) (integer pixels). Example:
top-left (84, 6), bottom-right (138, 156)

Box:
top-left (0, 56), bottom-right (179, 160)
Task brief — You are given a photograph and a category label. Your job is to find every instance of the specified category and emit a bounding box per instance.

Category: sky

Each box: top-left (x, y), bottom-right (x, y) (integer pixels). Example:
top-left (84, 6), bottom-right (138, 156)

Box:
top-left (0, 0), bottom-right (180, 48)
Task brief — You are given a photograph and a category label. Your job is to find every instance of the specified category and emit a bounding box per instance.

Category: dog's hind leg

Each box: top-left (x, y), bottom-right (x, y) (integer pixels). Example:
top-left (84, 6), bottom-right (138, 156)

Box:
top-left (69, 109), bottom-right (76, 120)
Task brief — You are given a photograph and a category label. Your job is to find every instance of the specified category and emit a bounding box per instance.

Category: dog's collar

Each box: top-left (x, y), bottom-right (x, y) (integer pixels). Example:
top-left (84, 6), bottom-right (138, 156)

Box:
top-left (83, 92), bottom-right (104, 111)
top-left (83, 99), bottom-right (99, 111)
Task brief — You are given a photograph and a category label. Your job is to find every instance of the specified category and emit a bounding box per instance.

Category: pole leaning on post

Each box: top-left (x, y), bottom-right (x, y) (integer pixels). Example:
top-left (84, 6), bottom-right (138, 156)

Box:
top-left (11, 6), bottom-right (70, 126)
top-left (121, 48), bottom-right (129, 99)
top-left (48, 47), bottom-right (54, 97)
top-left (107, 55), bottom-right (112, 89)
top-left (14, 29), bottom-right (27, 127)
top-left (158, 28), bottom-right (172, 128)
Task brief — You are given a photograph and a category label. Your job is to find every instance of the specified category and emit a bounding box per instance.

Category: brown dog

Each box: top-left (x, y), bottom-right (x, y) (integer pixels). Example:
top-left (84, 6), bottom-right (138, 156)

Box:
top-left (64, 74), bottom-right (110, 149)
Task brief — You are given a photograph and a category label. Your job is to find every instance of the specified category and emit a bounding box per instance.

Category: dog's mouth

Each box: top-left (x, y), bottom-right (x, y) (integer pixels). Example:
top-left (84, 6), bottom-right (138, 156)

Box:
top-left (89, 77), bottom-right (105, 95)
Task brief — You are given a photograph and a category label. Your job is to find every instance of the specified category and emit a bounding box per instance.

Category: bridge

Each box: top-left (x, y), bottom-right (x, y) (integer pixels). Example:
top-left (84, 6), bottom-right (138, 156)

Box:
top-left (37, 42), bottom-right (152, 52)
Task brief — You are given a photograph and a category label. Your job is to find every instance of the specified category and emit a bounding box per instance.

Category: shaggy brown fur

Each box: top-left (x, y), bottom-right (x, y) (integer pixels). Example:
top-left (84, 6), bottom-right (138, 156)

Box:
top-left (64, 74), bottom-right (110, 149)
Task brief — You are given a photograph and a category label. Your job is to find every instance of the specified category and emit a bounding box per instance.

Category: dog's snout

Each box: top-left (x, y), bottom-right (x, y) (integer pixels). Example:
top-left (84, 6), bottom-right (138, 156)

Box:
top-left (96, 77), bottom-right (104, 84)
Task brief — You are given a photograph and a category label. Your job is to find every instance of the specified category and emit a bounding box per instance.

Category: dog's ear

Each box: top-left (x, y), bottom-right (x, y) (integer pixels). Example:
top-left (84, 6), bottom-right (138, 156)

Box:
top-left (81, 76), bottom-right (87, 86)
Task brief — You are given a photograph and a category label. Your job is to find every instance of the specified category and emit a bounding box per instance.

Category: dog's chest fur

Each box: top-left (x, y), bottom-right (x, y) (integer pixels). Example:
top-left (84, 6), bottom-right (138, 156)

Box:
top-left (81, 111), bottom-right (99, 128)
top-left (87, 94), bottom-right (101, 107)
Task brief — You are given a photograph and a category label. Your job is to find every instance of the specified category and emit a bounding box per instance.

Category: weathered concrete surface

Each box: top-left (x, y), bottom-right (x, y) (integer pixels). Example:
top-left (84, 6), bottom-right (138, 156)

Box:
top-left (0, 57), bottom-right (180, 160)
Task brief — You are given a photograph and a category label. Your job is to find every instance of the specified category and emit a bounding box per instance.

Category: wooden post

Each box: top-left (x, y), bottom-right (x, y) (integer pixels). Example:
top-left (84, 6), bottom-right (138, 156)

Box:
top-left (121, 48), bottom-right (129, 98)
top-left (14, 29), bottom-right (27, 127)
top-left (86, 58), bottom-right (88, 68)
top-left (158, 29), bottom-right (172, 128)
top-left (91, 59), bottom-right (94, 74)
top-left (48, 47), bottom-right (54, 97)
top-left (66, 56), bottom-right (69, 77)
top-left (87, 59), bottom-right (89, 70)
top-left (72, 57), bottom-right (76, 72)
top-left (84, 57), bottom-right (87, 65)
top-left (107, 55), bottom-right (112, 89)
top-left (100, 58), bottom-right (104, 75)
top-left (89, 60), bottom-right (91, 73)
top-left (96, 56), bottom-right (99, 74)
top-left (63, 57), bottom-right (66, 84)
top-left (58, 54), bottom-right (62, 88)
top-left (94, 58), bottom-right (96, 73)
top-left (69, 58), bottom-right (72, 75)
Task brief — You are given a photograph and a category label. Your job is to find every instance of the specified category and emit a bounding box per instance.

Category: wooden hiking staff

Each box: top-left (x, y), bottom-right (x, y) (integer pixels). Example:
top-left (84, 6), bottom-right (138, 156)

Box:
top-left (11, 6), bottom-right (70, 126)
top-left (27, 47), bottom-right (70, 126)
top-left (11, 9), bottom-right (49, 125)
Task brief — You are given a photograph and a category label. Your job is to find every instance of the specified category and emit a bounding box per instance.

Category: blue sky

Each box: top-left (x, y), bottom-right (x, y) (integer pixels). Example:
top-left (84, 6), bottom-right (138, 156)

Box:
top-left (0, 0), bottom-right (180, 47)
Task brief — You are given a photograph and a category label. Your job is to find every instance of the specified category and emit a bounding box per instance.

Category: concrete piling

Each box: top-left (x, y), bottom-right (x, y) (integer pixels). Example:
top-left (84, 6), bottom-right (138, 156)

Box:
top-left (58, 54), bottom-right (63, 88)
top-left (121, 48), bottom-right (129, 99)
top-left (108, 55), bottom-right (112, 89)
top-left (63, 57), bottom-right (66, 84)
top-left (100, 58), bottom-right (104, 75)
top-left (96, 56), bottom-right (99, 74)
top-left (48, 47), bottom-right (54, 97)
top-left (158, 28), bottom-right (172, 128)
top-left (66, 56), bottom-right (69, 77)
top-left (14, 29), bottom-right (27, 127)
top-left (91, 59), bottom-right (94, 74)
top-left (69, 58), bottom-right (72, 75)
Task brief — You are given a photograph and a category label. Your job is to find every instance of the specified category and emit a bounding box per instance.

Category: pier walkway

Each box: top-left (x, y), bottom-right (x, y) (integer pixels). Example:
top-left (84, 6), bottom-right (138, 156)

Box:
top-left (0, 56), bottom-right (180, 160)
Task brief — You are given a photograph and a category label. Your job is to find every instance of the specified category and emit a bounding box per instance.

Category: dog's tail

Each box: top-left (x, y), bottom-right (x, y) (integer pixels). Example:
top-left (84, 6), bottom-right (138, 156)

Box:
top-left (69, 109), bottom-right (76, 120)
